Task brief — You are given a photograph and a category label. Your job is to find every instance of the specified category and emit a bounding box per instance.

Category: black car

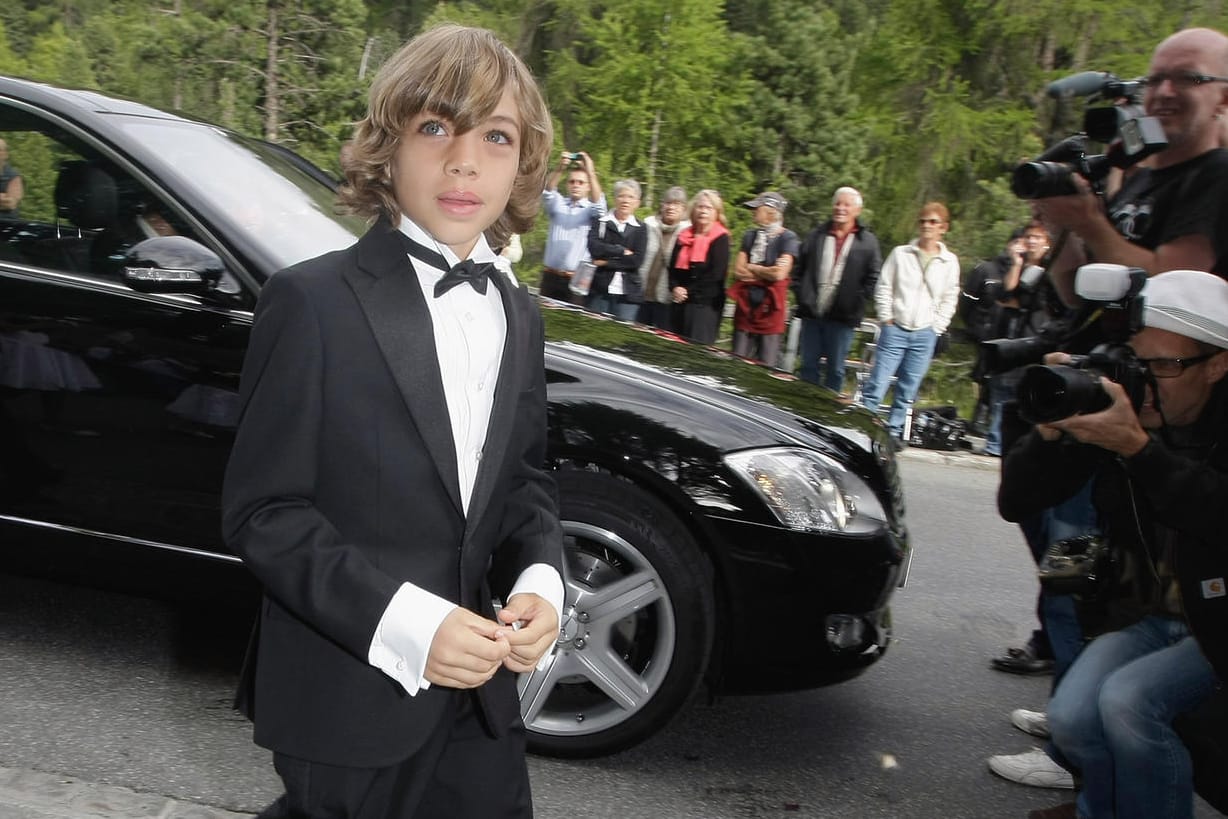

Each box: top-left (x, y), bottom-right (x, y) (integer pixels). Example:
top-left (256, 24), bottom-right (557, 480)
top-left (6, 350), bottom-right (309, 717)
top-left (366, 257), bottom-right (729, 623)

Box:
top-left (0, 76), bottom-right (909, 759)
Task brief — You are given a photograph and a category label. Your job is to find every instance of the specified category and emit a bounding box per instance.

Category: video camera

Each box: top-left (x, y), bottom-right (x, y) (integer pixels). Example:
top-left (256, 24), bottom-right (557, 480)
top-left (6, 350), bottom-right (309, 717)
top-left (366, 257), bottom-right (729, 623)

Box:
top-left (1011, 71), bottom-right (1168, 200)
top-left (1014, 264), bottom-right (1151, 424)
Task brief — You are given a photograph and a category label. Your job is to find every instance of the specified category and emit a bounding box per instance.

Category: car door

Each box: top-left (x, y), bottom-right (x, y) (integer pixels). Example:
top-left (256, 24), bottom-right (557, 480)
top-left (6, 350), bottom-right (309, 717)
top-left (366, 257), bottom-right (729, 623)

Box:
top-left (0, 99), bottom-right (253, 557)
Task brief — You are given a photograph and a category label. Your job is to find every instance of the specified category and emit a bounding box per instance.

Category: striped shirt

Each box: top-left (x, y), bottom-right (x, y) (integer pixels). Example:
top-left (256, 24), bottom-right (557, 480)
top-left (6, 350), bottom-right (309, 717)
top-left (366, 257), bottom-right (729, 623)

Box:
top-left (541, 190), bottom-right (606, 271)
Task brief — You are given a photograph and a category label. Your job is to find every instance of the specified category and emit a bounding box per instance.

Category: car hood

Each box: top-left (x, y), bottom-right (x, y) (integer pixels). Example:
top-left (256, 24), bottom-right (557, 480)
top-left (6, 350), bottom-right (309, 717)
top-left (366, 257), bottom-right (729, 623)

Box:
top-left (540, 303), bottom-right (890, 464)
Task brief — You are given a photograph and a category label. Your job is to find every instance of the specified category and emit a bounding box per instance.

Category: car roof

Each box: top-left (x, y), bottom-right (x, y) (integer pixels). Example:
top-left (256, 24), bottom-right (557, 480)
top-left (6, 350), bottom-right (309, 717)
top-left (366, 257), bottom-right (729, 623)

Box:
top-left (0, 74), bottom-right (197, 126)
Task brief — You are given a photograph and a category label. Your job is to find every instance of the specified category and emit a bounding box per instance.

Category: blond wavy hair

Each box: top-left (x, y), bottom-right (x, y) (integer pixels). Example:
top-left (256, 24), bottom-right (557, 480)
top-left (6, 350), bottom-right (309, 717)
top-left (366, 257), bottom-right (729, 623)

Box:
top-left (337, 25), bottom-right (554, 248)
top-left (690, 189), bottom-right (729, 228)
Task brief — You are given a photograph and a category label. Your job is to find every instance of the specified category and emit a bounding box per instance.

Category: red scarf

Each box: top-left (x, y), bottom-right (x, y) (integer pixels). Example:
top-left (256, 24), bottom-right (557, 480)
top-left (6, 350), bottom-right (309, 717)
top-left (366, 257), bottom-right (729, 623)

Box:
top-left (675, 222), bottom-right (729, 268)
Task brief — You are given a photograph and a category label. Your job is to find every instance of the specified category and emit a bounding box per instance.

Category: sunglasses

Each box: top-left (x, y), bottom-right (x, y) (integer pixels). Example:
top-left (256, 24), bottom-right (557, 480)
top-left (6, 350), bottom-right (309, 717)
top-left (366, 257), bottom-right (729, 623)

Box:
top-left (918, 217), bottom-right (944, 225)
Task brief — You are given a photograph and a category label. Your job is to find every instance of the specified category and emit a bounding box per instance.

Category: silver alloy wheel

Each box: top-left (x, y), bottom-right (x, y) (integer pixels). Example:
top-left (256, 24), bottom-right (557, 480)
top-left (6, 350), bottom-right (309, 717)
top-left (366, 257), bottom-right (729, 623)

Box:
top-left (518, 520), bottom-right (676, 738)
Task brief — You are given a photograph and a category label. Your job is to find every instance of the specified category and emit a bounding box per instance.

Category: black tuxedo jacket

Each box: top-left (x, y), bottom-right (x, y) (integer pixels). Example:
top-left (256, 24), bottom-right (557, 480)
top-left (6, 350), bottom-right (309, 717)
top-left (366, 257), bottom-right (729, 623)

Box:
top-left (222, 220), bottom-right (563, 768)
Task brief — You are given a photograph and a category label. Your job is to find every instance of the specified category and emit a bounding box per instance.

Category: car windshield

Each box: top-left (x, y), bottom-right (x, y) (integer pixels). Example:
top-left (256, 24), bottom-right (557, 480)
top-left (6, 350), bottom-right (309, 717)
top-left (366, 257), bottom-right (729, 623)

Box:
top-left (114, 116), bottom-right (366, 272)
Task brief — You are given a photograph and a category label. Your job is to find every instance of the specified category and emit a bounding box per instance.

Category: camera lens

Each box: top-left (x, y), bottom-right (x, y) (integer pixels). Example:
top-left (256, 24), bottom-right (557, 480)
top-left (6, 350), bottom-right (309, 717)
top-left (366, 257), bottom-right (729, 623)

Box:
top-left (1016, 364), bottom-right (1112, 424)
top-left (980, 336), bottom-right (1056, 375)
top-left (1011, 161), bottom-right (1081, 200)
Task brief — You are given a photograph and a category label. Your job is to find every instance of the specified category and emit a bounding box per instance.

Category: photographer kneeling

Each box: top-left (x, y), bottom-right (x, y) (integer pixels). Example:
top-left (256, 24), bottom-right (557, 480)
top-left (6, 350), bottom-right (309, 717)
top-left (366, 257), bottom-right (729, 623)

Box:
top-left (1000, 268), bottom-right (1228, 819)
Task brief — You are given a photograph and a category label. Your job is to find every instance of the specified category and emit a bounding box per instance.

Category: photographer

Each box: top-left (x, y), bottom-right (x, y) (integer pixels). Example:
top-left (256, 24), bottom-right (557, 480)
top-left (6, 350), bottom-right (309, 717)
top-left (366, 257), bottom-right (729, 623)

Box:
top-left (999, 269), bottom-right (1228, 819)
top-left (1038, 28), bottom-right (1228, 304)
top-left (540, 150), bottom-right (605, 305)
top-left (989, 32), bottom-right (1228, 794)
top-left (963, 221), bottom-right (1054, 455)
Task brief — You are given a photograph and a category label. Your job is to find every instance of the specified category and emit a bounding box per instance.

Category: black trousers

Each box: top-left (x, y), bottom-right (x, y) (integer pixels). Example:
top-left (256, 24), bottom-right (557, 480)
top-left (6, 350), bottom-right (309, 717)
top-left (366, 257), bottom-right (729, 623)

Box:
top-left (538, 269), bottom-right (582, 305)
top-left (259, 690), bottom-right (532, 819)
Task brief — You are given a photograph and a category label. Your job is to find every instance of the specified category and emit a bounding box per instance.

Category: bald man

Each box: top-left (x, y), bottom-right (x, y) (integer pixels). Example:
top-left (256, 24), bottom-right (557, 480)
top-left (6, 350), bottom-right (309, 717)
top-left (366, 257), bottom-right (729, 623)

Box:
top-left (1038, 27), bottom-right (1228, 303)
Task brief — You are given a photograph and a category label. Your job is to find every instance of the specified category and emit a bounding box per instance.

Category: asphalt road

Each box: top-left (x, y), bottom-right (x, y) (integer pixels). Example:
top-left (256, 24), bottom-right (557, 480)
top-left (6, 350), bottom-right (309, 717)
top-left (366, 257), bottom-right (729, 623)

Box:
top-left (0, 452), bottom-right (1219, 818)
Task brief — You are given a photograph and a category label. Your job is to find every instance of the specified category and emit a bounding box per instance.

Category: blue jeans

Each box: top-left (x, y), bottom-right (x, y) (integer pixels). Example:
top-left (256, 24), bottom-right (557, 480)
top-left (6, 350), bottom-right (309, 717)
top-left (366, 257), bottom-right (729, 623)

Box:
top-left (1048, 616), bottom-right (1218, 819)
top-left (983, 374), bottom-right (1017, 456)
top-left (1036, 480), bottom-right (1099, 682)
top-left (587, 293), bottom-right (639, 321)
top-left (798, 318), bottom-right (856, 392)
top-left (860, 323), bottom-right (936, 437)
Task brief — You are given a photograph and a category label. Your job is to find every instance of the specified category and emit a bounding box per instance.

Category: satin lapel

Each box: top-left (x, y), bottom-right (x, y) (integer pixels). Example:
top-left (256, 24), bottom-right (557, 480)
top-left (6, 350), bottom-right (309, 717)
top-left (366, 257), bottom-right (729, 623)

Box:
top-left (464, 271), bottom-right (527, 535)
top-left (342, 223), bottom-right (463, 516)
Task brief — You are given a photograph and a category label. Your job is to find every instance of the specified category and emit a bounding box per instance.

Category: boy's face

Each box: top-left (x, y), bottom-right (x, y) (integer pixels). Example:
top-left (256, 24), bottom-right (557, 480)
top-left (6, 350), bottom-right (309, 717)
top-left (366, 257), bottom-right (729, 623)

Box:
top-left (391, 88), bottom-right (521, 259)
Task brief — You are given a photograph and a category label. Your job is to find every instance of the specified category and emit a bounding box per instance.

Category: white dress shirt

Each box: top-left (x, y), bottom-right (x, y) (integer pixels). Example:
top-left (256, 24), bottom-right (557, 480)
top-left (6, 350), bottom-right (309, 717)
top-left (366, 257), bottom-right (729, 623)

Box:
top-left (368, 216), bottom-right (564, 696)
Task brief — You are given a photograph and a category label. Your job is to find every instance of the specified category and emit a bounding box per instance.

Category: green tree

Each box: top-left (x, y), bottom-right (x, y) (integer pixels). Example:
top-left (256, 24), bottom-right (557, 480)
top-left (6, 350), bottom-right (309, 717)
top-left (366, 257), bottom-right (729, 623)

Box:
top-left (725, 0), bottom-right (876, 229)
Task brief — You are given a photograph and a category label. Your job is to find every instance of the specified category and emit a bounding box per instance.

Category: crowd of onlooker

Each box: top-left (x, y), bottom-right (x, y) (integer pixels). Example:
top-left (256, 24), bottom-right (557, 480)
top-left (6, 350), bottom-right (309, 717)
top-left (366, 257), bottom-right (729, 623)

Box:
top-left (540, 23), bottom-right (1228, 819)
top-left (535, 150), bottom-right (963, 447)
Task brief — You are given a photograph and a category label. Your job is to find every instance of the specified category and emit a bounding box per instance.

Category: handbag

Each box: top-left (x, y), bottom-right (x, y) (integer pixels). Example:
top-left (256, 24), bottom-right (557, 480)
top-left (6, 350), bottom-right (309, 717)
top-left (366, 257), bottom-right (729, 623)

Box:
top-left (1038, 534), bottom-right (1113, 597)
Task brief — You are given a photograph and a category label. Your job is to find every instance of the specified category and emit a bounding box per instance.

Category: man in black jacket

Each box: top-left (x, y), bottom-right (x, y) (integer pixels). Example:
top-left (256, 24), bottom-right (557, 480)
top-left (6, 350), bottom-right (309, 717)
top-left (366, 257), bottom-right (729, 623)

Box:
top-left (998, 269), bottom-right (1228, 819)
top-left (794, 187), bottom-right (882, 393)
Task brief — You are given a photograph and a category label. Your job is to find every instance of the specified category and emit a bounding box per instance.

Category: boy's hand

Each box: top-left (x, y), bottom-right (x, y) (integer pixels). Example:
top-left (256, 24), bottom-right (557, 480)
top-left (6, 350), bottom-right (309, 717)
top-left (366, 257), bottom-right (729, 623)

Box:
top-left (496, 593), bottom-right (560, 673)
top-left (424, 608), bottom-right (511, 689)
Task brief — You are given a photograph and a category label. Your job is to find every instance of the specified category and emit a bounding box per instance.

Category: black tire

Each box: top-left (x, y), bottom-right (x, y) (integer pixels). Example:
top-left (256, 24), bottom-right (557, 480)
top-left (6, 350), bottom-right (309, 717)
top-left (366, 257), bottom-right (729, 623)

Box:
top-left (519, 471), bottom-right (716, 758)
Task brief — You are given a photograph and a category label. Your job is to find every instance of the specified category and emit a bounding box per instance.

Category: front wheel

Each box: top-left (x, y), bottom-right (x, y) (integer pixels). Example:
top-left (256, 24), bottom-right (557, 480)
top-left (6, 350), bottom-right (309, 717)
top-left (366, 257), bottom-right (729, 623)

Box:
top-left (520, 472), bottom-right (715, 757)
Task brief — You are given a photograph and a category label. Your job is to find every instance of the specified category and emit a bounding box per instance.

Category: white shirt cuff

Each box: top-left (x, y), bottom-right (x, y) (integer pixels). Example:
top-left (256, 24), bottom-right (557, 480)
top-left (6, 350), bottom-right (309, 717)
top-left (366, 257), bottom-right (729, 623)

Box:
top-left (368, 583), bottom-right (456, 696)
top-left (508, 563), bottom-right (565, 671)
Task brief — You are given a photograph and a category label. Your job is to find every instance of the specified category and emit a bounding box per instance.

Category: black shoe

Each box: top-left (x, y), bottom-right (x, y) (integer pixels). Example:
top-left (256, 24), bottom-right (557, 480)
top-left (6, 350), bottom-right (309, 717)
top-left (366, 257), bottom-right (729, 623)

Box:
top-left (991, 645), bottom-right (1054, 675)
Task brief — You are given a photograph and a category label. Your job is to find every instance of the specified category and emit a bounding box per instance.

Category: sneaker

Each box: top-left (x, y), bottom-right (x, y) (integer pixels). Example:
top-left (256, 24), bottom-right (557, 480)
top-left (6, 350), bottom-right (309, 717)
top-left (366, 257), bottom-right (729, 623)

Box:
top-left (987, 748), bottom-right (1075, 789)
top-left (1011, 708), bottom-right (1051, 739)
top-left (991, 645), bottom-right (1055, 675)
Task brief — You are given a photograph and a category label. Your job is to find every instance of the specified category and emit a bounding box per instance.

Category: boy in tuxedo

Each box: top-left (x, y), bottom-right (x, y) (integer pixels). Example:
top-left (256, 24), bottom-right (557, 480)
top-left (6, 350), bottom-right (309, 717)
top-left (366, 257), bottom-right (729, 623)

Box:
top-left (222, 24), bottom-right (563, 818)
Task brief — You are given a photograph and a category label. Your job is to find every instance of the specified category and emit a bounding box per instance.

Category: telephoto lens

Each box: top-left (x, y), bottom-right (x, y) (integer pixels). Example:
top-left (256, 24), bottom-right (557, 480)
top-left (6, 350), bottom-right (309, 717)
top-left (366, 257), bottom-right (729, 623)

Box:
top-left (1016, 364), bottom-right (1112, 424)
top-left (1010, 161), bottom-right (1081, 199)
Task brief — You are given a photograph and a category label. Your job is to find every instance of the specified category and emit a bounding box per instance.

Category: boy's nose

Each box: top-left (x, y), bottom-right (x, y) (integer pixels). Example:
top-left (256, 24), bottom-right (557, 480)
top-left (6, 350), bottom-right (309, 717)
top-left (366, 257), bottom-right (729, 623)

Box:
top-left (446, 136), bottom-right (479, 176)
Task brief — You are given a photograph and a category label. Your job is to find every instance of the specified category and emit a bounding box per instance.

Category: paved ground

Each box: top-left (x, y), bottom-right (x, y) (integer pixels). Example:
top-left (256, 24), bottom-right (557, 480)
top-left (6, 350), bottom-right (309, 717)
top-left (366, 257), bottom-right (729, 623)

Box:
top-left (0, 441), bottom-right (996, 819)
top-left (899, 436), bottom-right (1001, 471)
top-left (0, 766), bottom-right (250, 819)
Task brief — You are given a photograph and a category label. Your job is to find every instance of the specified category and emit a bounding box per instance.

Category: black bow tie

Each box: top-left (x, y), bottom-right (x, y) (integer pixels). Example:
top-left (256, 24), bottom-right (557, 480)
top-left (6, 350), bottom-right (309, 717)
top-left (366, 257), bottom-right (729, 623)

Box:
top-left (396, 230), bottom-right (494, 298)
top-left (435, 258), bottom-right (494, 297)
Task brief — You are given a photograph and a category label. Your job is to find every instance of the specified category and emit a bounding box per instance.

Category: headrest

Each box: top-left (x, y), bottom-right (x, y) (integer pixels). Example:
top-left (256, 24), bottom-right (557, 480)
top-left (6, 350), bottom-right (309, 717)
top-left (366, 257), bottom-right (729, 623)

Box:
top-left (54, 161), bottom-right (118, 230)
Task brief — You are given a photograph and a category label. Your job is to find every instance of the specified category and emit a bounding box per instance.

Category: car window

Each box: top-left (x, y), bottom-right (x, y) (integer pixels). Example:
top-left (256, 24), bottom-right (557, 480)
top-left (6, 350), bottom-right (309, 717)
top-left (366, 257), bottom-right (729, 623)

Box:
top-left (114, 118), bottom-right (366, 272)
top-left (0, 102), bottom-right (228, 292)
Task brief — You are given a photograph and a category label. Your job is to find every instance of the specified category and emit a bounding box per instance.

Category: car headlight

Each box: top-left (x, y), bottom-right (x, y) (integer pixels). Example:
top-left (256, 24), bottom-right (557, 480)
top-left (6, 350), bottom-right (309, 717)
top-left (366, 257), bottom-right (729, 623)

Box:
top-left (725, 447), bottom-right (887, 534)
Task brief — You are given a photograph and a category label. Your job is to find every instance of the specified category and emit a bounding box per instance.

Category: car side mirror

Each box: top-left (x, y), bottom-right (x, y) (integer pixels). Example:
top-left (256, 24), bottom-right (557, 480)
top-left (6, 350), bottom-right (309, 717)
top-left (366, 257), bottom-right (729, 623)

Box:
top-left (121, 236), bottom-right (225, 296)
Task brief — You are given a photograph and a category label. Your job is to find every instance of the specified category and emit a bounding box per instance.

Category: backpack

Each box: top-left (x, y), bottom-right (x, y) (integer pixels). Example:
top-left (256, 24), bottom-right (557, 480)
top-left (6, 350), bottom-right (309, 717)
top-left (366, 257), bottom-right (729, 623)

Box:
top-left (908, 406), bottom-right (967, 451)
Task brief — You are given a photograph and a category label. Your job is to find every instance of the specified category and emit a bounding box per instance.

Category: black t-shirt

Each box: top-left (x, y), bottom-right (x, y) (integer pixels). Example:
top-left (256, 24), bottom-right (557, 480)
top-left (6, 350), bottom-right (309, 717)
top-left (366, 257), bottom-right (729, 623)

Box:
top-left (1107, 148), bottom-right (1228, 270)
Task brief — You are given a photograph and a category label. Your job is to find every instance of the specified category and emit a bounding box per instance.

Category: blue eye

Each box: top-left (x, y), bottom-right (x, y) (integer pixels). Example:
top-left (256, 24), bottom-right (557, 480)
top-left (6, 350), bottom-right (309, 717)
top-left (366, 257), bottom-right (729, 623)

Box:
top-left (420, 120), bottom-right (447, 136)
top-left (486, 130), bottom-right (513, 145)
